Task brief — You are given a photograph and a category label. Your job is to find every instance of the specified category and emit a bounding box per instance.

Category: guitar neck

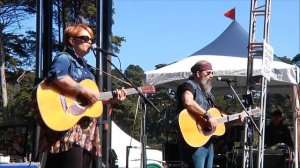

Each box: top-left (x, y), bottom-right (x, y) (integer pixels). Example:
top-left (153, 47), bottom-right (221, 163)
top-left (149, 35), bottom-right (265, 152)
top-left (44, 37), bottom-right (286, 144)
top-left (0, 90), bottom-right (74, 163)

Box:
top-left (217, 108), bottom-right (260, 124)
top-left (217, 112), bottom-right (246, 124)
top-left (99, 87), bottom-right (140, 100)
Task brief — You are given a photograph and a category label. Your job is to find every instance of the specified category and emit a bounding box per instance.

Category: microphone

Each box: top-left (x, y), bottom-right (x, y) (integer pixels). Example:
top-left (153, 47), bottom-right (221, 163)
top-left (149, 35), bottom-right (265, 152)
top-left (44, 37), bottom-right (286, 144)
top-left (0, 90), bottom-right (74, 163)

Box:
top-left (91, 44), bottom-right (118, 57)
top-left (224, 94), bottom-right (235, 100)
top-left (217, 77), bottom-right (236, 83)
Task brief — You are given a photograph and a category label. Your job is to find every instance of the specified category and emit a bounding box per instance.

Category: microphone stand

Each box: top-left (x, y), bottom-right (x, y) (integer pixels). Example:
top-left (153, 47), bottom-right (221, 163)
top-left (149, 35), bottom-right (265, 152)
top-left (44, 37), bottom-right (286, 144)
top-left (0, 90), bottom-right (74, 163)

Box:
top-left (224, 81), bottom-right (260, 135)
top-left (224, 81), bottom-right (261, 168)
top-left (93, 49), bottom-right (160, 168)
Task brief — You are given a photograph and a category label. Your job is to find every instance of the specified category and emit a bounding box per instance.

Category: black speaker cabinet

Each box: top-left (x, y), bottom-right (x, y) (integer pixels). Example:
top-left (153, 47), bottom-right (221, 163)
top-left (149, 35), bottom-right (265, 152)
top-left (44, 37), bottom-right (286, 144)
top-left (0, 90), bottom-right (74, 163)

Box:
top-left (162, 142), bottom-right (180, 162)
top-left (226, 149), bottom-right (288, 168)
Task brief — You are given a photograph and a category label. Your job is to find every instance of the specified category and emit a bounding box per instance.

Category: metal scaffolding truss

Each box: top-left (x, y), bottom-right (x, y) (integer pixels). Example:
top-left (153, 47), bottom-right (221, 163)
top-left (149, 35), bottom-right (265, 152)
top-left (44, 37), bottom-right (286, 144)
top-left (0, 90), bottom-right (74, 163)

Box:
top-left (243, 0), bottom-right (271, 168)
top-left (242, 0), bottom-right (299, 167)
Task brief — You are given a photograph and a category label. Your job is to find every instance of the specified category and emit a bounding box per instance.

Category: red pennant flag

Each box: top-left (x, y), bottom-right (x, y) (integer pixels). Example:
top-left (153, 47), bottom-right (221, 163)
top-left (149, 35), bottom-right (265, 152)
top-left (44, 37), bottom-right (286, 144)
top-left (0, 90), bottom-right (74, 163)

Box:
top-left (224, 7), bottom-right (236, 20)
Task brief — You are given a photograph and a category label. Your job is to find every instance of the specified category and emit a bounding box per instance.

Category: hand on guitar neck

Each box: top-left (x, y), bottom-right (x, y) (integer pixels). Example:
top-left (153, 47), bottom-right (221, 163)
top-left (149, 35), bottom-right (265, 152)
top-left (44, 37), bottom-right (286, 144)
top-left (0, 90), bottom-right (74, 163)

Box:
top-left (76, 86), bottom-right (127, 105)
top-left (104, 88), bottom-right (127, 104)
top-left (199, 109), bottom-right (245, 132)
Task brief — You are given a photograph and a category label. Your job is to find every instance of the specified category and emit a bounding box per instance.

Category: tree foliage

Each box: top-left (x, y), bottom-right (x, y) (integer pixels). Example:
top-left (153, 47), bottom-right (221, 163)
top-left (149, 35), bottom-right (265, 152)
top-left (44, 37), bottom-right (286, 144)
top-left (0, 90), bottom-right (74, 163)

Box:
top-left (111, 65), bottom-right (145, 141)
top-left (0, 0), bottom-right (36, 124)
top-left (110, 64), bottom-right (178, 149)
top-left (6, 71), bottom-right (36, 124)
top-left (4, 31), bottom-right (36, 71)
top-left (292, 54), bottom-right (300, 67)
top-left (0, 0), bottom-right (36, 31)
top-left (52, 0), bottom-right (124, 52)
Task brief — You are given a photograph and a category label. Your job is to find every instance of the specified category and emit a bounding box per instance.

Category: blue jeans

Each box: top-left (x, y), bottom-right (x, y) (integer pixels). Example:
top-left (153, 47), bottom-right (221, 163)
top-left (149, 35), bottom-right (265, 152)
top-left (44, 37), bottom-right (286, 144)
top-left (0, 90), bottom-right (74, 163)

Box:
top-left (192, 143), bottom-right (214, 168)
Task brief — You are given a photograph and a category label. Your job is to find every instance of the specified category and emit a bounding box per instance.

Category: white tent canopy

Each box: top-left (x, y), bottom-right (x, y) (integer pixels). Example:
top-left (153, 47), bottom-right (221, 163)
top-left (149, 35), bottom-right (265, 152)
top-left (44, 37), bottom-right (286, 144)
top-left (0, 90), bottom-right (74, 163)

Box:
top-left (145, 21), bottom-right (299, 91)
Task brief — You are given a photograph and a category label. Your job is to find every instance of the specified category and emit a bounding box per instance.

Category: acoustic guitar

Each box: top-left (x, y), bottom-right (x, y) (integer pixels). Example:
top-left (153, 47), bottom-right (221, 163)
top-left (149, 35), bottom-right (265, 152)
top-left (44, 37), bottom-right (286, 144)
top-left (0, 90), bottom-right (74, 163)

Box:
top-left (178, 107), bottom-right (261, 147)
top-left (36, 79), bottom-right (155, 131)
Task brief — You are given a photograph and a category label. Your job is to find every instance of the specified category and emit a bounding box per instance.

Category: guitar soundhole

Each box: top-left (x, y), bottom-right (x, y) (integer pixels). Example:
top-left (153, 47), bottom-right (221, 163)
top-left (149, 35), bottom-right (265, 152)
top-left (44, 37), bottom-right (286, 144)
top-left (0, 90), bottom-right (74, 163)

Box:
top-left (197, 117), bottom-right (212, 135)
top-left (203, 127), bottom-right (212, 132)
top-left (76, 95), bottom-right (90, 106)
top-left (67, 95), bottom-right (90, 116)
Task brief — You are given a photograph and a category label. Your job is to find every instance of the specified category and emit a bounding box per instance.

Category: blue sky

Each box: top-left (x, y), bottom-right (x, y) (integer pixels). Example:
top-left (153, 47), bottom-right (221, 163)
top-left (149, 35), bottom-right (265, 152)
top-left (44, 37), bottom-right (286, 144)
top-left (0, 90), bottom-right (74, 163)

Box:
top-left (10, 0), bottom-right (299, 72)
top-left (110, 0), bottom-right (299, 71)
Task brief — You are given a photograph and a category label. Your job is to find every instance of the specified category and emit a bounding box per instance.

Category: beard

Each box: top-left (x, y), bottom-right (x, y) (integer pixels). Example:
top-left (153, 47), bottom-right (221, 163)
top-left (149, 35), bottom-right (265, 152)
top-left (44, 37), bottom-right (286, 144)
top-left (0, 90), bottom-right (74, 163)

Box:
top-left (200, 77), bottom-right (212, 93)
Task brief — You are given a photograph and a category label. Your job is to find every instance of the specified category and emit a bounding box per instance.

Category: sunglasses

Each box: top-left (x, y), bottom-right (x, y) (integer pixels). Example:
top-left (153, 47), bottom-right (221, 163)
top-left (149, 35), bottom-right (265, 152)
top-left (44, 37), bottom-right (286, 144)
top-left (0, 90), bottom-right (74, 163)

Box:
top-left (75, 36), bottom-right (93, 43)
top-left (198, 70), bottom-right (214, 76)
top-left (205, 70), bottom-right (214, 75)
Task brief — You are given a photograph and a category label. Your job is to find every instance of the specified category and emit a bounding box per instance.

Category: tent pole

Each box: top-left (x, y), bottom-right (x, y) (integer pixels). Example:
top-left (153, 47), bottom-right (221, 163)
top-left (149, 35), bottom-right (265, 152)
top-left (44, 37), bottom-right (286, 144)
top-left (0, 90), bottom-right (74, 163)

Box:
top-left (293, 84), bottom-right (299, 168)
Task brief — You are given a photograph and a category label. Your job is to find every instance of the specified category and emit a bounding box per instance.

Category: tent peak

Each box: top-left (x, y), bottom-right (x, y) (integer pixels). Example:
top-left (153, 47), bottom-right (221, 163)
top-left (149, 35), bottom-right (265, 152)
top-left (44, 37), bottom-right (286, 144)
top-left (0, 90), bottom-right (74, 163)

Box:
top-left (190, 20), bottom-right (249, 57)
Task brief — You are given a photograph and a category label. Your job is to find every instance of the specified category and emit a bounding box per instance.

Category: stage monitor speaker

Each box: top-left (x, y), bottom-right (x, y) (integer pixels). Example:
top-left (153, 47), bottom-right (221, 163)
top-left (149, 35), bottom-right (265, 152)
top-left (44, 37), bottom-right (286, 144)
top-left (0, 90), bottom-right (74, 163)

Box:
top-left (163, 161), bottom-right (187, 168)
top-left (226, 149), bottom-right (287, 168)
top-left (162, 142), bottom-right (180, 162)
top-left (264, 152), bottom-right (286, 168)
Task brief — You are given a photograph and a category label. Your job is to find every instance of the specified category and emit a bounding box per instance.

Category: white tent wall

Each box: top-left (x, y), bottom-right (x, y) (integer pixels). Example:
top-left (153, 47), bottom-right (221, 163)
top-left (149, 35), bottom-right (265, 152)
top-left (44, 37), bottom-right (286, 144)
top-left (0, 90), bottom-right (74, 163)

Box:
top-left (144, 20), bottom-right (300, 166)
top-left (111, 121), bottom-right (162, 168)
top-left (293, 85), bottom-right (299, 166)
top-left (145, 55), bottom-right (299, 92)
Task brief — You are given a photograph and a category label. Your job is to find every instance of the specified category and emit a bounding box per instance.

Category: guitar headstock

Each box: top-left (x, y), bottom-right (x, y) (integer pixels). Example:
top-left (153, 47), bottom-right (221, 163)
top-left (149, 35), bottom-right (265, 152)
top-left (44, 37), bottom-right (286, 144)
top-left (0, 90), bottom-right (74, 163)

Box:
top-left (140, 85), bottom-right (156, 94)
top-left (250, 108), bottom-right (261, 117)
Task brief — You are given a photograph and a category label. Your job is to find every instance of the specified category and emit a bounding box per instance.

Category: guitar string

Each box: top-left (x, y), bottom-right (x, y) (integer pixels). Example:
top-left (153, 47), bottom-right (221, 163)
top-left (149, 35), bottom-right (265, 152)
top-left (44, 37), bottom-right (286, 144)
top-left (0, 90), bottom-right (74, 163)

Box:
top-left (88, 65), bottom-right (133, 87)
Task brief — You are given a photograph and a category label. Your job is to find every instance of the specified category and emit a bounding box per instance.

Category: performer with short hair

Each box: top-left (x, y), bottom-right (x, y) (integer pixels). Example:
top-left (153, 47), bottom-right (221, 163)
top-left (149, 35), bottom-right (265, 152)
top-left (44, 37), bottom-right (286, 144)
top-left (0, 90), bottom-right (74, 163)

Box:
top-left (36, 21), bottom-right (126, 168)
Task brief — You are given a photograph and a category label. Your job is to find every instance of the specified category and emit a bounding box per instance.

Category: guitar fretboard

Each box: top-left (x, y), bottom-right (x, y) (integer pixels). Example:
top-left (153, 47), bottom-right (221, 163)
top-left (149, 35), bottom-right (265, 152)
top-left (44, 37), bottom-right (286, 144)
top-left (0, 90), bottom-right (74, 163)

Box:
top-left (98, 88), bottom-right (140, 100)
top-left (217, 112), bottom-right (245, 123)
top-left (217, 109), bottom-right (260, 124)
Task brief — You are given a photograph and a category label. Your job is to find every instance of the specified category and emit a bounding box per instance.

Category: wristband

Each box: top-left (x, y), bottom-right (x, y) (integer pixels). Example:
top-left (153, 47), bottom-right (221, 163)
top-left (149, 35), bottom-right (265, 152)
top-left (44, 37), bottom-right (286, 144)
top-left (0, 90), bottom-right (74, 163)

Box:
top-left (74, 83), bottom-right (82, 94)
top-left (204, 111), bottom-right (212, 119)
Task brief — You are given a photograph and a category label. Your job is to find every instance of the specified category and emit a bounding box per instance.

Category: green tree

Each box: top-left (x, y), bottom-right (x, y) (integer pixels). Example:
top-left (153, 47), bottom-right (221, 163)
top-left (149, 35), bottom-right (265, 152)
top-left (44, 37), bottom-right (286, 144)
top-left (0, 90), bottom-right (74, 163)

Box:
top-left (52, 0), bottom-right (125, 52)
top-left (276, 55), bottom-right (292, 64)
top-left (111, 65), bottom-right (146, 140)
top-left (0, 0), bottom-right (36, 124)
top-left (4, 31), bottom-right (36, 71)
top-left (291, 54), bottom-right (300, 67)
top-left (146, 86), bottom-right (176, 149)
top-left (111, 63), bottom-right (178, 149)
top-left (7, 71), bottom-right (36, 124)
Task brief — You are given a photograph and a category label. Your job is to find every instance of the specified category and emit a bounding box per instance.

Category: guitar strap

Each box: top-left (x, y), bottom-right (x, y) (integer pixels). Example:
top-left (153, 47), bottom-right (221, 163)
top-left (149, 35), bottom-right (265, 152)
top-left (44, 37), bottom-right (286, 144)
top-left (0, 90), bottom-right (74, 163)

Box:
top-left (86, 63), bottom-right (133, 87)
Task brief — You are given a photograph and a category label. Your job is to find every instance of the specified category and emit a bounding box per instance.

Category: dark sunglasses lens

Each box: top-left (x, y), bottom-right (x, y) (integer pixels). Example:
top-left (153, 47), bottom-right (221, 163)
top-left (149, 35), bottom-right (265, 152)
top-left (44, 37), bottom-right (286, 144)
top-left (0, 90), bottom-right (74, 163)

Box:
top-left (76, 36), bottom-right (91, 43)
top-left (82, 36), bottom-right (90, 43)
top-left (80, 36), bottom-right (90, 43)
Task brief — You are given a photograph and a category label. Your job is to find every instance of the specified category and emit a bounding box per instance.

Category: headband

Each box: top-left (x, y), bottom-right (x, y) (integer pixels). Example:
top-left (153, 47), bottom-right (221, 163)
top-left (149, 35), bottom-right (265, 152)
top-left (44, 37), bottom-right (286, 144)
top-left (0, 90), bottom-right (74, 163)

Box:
top-left (191, 62), bottom-right (212, 73)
